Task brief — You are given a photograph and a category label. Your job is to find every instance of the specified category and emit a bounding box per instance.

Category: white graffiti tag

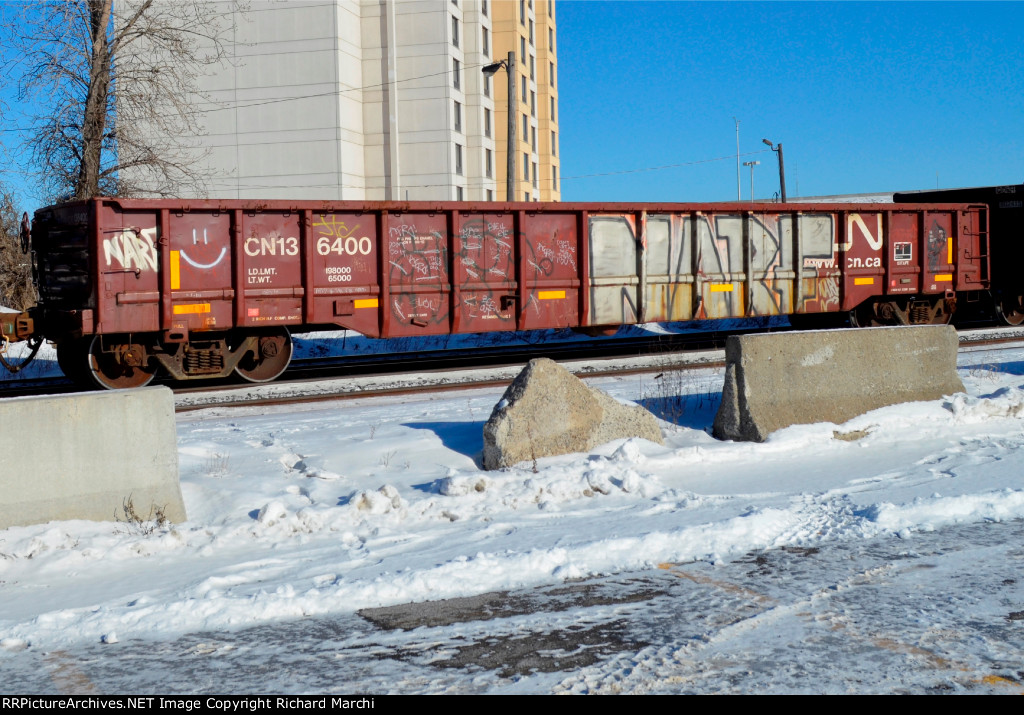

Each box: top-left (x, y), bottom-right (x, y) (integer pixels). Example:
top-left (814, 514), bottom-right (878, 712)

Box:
top-left (104, 227), bottom-right (158, 272)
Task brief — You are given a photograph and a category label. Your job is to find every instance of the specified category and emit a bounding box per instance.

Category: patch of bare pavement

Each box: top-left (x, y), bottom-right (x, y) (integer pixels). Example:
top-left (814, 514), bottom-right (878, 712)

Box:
top-left (3, 519), bottom-right (1023, 694)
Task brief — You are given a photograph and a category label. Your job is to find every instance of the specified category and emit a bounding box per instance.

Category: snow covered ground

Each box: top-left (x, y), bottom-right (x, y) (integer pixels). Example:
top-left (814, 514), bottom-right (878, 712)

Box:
top-left (1, 338), bottom-right (1023, 693)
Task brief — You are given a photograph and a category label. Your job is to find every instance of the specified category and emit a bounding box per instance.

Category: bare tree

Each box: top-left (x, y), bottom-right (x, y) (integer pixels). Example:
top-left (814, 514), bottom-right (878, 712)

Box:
top-left (0, 187), bottom-right (33, 310)
top-left (2, 1), bottom-right (237, 201)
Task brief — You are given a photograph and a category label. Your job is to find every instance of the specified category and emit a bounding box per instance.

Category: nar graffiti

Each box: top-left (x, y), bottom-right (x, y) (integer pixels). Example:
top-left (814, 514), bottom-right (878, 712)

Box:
top-left (104, 227), bottom-right (158, 272)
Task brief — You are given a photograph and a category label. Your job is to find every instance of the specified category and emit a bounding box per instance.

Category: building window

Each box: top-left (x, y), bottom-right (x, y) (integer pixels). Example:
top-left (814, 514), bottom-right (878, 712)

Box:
top-left (487, 189), bottom-right (493, 201)
top-left (549, 27), bottom-right (553, 49)
top-left (457, 186), bottom-right (464, 201)
top-left (549, 61), bottom-right (554, 86)
top-left (552, 165), bottom-right (558, 192)
top-left (551, 130), bottom-right (557, 156)
top-left (484, 75), bottom-right (490, 97)
top-left (484, 108), bottom-right (491, 137)
top-left (521, 75), bottom-right (527, 102)
top-left (550, 96), bottom-right (555, 121)
top-left (456, 144), bottom-right (463, 175)
top-left (482, 0), bottom-right (487, 16)
top-left (453, 58), bottom-right (460, 90)
top-left (486, 149), bottom-right (492, 178)
top-left (531, 90), bottom-right (536, 117)
top-left (533, 162), bottom-right (538, 188)
top-left (548, 0), bottom-right (552, 17)
top-left (524, 153), bottom-right (529, 181)
top-left (454, 101), bottom-right (461, 132)
top-left (520, 0), bottom-right (525, 24)
top-left (529, 20), bottom-right (534, 46)
top-left (452, 16), bottom-right (459, 48)
top-left (483, 27), bottom-right (489, 57)
top-left (531, 126), bottom-right (536, 151)
top-left (522, 113), bottom-right (528, 139)
top-left (530, 54), bottom-right (535, 80)
top-left (525, 191), bottom-right (530, 202)
top-left (520, 36), bottom-right (525, 59)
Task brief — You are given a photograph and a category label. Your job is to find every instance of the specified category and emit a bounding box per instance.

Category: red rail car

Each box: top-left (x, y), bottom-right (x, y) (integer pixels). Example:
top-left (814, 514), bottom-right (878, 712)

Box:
top-left (11, 198), bottom-right (988, 389)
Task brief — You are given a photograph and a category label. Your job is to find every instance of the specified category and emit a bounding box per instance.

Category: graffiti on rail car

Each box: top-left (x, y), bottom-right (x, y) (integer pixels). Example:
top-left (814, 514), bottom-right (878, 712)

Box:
top-left (388, 221), bottom-right (450, 328)
top-left (454, 217), bottom-right (516, 324)
top-left (926, 220), bottom-right (948, 272)
top-left (103, 227), bottom-right (158, 272)
top-left (385, 214), bottom-right (579, 330)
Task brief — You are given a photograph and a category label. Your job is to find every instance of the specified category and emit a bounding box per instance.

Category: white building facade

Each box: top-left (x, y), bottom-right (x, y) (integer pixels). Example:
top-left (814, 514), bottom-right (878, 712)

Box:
top-left (160, 0), bottom-right (499, 201)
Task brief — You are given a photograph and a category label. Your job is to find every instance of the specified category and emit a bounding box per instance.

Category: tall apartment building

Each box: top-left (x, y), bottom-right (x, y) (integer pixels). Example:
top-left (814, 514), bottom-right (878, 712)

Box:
top-left (126, 0), bottom-right (559, 202)
top-left (489, 0), bottom-right (560, 201)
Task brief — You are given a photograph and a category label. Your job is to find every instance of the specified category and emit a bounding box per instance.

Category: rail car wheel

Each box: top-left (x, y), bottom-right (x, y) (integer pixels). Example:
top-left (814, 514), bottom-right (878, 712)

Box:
top-left (86, 336), bottom-right (157, 390)
top-left (996, 295), bottom-right (1024, 326)
top-left (233, 328), bottom-right (293, 383)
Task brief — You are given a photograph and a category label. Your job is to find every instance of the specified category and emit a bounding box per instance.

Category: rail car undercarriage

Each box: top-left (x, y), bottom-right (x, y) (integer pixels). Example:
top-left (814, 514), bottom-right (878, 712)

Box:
top-left (56, 328), bottom-right (293, 390)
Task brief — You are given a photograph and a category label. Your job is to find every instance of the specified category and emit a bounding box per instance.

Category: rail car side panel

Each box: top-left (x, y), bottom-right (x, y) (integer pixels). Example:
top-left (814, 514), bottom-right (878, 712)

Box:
top-left (383, 212), bottom-right (451, 336)
top-left (166, 211), bottom-right (234, 334)
top-left (451, 211), bottom-right (517, 333)
top-left (308, 210), bottom-right (380, 337)
top-left (645, 214), bottom-right (693, 322)
top-left (236, 211), bottom-right (304, 327)
top-left (839, 212), bottom-right (886, 310)
top-left (588, 214), bottom-right (638, 326)
top-left (793, 213), bottom-right (841, 314)
top-left (519, 213), bottom-right (579, 330)
top-left (94, 205), bottom-right (160, 334)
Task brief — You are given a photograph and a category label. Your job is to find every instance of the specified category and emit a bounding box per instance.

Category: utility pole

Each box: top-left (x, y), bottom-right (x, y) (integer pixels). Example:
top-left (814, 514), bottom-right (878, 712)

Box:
top-left (734, 117), bottom-right (741, 200)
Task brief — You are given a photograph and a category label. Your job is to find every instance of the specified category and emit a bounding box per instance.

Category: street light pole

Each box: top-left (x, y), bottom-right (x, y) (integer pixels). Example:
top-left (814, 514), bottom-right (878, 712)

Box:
top-left (762, 139), bottom-right (787, 202)
top-left (743, 160), bottom-right (759, 202)
top-left (483, 51), bottom-right (517, 201)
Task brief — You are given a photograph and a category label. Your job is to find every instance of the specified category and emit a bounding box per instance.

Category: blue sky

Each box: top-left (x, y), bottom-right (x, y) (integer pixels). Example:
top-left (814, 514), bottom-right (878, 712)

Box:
top-left (556, 1), bottom-right (1024, 201)
top-left (2, 1), bottom-right (1021, 208)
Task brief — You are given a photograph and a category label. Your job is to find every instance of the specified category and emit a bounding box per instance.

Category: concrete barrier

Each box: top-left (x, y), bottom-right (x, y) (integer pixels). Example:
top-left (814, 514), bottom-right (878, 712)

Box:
top-left (0, 386), bottom-right (185, 529)
top-left (712, 325), bottom-right (964, 442)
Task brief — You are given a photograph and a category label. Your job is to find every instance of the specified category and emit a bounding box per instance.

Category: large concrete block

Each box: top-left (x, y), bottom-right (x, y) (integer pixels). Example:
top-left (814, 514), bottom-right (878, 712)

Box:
top-left (713, 325), bottom-right (965, 442)
top-left (0, 387), bottom-right (185, 530)
top-left (483, 358), bottom-right (664, 469)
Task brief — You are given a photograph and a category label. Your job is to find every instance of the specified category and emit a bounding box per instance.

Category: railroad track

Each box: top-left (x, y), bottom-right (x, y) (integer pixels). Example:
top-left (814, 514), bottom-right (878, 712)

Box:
top-left (4, 324), bottom-right (1024, 410)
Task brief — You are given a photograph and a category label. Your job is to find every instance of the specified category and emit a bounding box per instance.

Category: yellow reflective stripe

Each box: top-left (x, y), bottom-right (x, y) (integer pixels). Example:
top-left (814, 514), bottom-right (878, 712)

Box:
top-left (170, 250), bottom-right (180, 290)
top-left (538, 290), bottom-right (565, 300)
top-left (854, 277), bottom-right (874, 286)
top-left (172, 303), bottom-right (210, 315)
top-left (948, 239), bottom-right (952, 265)
top-left (354, 298), bottom-right (378, 309)
top-left (709, 283), bottom-right (734, 292)
top-left (935, 274), bottom-right (953, 282)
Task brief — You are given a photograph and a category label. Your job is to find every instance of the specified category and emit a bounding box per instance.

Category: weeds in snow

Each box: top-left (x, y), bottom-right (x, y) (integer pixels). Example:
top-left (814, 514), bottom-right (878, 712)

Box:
top-left (641, 368), bottom-right (718, 427)
top-left (116, 495), bottom-right (169, 536)
top-left (379, 450), bottom-right (398, 470)
top-left (204, 452), bottom-right (230, 477)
